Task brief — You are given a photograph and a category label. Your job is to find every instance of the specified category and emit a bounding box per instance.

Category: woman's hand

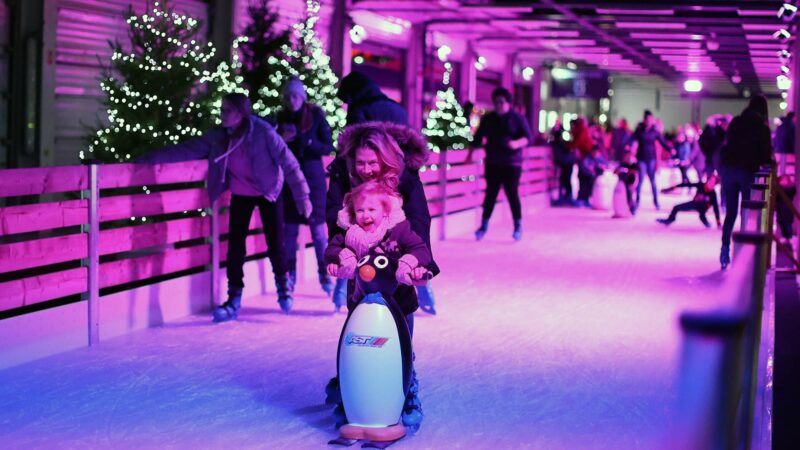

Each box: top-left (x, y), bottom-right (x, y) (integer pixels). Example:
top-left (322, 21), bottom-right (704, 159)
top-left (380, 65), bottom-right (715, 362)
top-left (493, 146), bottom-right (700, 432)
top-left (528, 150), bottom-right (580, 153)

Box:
top-left (410, 267), bottom-right (429, 281)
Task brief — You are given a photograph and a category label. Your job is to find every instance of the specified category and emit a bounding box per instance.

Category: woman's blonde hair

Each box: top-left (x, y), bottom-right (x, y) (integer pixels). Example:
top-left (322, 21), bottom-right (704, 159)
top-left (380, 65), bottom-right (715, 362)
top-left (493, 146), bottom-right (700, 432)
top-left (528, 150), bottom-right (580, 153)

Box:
top-left (338, 122), bottom-right (406, 191)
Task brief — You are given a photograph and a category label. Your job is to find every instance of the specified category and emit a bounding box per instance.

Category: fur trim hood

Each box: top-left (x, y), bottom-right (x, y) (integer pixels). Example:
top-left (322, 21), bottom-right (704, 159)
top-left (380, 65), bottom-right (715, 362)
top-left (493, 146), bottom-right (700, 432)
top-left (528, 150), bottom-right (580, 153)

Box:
top-left (337, 121), bottom-right (430, 171)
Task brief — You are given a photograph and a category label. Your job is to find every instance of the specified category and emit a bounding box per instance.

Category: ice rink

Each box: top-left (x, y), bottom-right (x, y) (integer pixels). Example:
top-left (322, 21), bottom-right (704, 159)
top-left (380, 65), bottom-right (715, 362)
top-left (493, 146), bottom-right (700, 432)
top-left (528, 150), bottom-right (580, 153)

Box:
top-left (0, 190), bottom-right (727, 449)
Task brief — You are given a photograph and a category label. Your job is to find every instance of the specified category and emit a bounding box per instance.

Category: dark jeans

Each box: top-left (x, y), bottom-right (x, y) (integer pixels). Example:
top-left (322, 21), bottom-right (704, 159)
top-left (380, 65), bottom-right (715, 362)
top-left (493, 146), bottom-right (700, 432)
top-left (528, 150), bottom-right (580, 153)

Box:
top-left (667, 201), bottom-right (711, 226)
top-left (558, 163), bottom-right (574, 201)
top-left (483, 164), bottom-right (522, 221)
top-left (720, 167), bottom-right (755, 247)
top-left (285, 222), bottom-right (327, 276)
top-left (228, 194), bottom-right (288, 289)
top-left (577, 173), bottom-right (595, 201)
top-left (678, 165), bottom-right (690, 184)
top-left (636, 159), bottom-right (659, 208)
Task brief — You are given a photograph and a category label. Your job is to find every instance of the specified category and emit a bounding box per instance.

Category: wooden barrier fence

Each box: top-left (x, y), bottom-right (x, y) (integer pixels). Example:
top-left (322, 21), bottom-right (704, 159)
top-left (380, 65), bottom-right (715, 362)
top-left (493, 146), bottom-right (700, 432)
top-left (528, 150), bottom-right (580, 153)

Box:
top-left (0, 146), bottom-right (554, 338)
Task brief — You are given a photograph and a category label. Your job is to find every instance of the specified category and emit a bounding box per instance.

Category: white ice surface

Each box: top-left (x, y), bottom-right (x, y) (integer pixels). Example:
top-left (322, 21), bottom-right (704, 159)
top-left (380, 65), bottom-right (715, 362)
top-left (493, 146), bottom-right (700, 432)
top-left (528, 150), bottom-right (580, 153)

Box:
top-left (0, 186), bottom-right (729, 449)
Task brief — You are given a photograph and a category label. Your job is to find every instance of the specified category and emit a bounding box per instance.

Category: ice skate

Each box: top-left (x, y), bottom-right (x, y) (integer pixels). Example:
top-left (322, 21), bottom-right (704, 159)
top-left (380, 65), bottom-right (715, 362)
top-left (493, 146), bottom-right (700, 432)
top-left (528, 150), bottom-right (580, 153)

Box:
top-left (276, 274), bottom-right (293, 314)
top-left (475, 219), bottom-right (489, 241)
top-left (212, 288), bottom-right (242, 323)
top-left (512, 220), bottom-right (522, 241)
top-left (320, 273), bottom-right (335, 297)
top-left (720, 245), bottom-right (731, 270)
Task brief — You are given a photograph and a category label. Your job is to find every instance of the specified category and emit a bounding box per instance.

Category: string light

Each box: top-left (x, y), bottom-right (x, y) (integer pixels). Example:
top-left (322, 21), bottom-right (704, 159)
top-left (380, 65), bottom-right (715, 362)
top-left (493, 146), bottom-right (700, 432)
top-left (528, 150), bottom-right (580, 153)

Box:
top-left (423, 64), bottom-right (471, 153)
top-left (233, 0), bottom-right (346, 140)
top-left (84, 2), bottom-right (245, 163)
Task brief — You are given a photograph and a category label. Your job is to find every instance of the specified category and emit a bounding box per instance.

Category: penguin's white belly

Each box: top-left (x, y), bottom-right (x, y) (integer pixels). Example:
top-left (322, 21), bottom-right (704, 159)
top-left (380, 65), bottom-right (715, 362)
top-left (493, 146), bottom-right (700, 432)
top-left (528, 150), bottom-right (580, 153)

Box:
top-left (339, 302), bottom-right (405, 427)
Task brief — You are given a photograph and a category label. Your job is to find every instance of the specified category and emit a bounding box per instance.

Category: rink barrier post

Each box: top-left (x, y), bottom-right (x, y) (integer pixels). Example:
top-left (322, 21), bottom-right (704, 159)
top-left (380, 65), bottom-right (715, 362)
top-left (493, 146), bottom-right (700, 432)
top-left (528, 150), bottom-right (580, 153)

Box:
top-left (209, 198), bottom-right (220, 308)
top-left (85, 160), bottom-right (100, 346)
top-left (437, 149), bottom-right (447, 241)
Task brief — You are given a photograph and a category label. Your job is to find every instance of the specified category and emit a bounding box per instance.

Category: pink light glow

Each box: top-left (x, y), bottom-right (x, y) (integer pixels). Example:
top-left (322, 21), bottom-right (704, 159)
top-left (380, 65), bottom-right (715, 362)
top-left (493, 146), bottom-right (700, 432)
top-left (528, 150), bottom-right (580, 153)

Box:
top-left (750, 50), bottom-right (782, 57)
top-left (738, 9), bottom-right (779, 16)
top-left (617, 22), bottom-right (686, 29)
top-left (745, 34), bottom-right (775, 41)
top-left (742, 24), bottom-right (783, 31)
top-left (630, 33), bottom-right (704, 40)
top-left (55, 87), bottom-right (86, 95)
top-left (651, 49), bottom-right (707, 55)
top-left (642, 41), bottom-right (702, 49)
top-left (515, 30), bottom-right (580, 38)
top-left (597, 8), bottom-right (674, 15)
top-left (564, 48), bottom-right (611, 54)
top-left (489, 19), bottom-right (560, 29)
top-left (749, 43), bottom-right (784, 49)
top-left (539, 39), bottom-right (597, 46)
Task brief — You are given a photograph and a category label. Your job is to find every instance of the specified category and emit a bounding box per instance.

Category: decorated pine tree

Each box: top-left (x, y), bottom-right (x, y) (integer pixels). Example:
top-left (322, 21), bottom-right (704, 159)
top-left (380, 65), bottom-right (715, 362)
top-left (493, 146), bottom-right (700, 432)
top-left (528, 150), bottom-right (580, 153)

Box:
top-left (235, 0), bottom-right (291, 117)
top-left (286, 0), bottom-right (346, 137)
top-left (423, 62), bottom-right (472, 153)
top-left (84, 0), bottom-right (244, 163)
top-left (237, 0), bottom-right (345, 136)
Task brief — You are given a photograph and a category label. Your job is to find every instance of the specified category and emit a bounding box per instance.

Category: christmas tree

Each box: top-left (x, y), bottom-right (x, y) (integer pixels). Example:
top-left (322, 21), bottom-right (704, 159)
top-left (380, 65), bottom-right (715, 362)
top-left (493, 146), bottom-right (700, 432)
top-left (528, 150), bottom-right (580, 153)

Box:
top-left (423, 62), bottom-right (472, 153)
top-left (235, 0), bottom-right (291, 118)
top-left (84, 0), bottom-right (244, 163)
top-left (236, 0), bottom-right (345, 137)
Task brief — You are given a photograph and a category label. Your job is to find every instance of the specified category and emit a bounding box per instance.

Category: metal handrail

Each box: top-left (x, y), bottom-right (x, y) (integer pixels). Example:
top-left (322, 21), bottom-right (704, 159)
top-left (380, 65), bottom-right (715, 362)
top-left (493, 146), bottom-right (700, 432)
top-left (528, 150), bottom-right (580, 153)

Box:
top-left (672, 166), bottom-right (774, 450)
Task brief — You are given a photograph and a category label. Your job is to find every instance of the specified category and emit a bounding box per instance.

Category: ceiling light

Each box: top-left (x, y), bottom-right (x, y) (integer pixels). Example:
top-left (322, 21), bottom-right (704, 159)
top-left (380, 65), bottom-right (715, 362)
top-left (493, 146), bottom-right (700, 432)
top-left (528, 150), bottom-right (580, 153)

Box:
top-left (777, 74), bottom-right (792, 90)
top-left (684, 79), bottom-right (703, 92)
top-left (437, 45), bottom-right (451, 62)
top-left (773, 29), bottom-right (792, 41)
top-left (731, 73), bottom-right (742, 84)
top-left (349, 25), bottom-right (367, 44)
top-left (522, 66), bottom-right (535, 81)
top-left (779, 3), bottom-right (798, 21)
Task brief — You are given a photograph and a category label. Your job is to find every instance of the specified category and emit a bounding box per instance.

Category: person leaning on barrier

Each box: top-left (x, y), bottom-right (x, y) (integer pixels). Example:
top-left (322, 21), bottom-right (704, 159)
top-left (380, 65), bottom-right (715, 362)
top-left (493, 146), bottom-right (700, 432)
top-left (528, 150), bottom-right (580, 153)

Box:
top-left (136, 93), bottom-right (312, 320)
top-left (718, 94), bottom-right (773, 269)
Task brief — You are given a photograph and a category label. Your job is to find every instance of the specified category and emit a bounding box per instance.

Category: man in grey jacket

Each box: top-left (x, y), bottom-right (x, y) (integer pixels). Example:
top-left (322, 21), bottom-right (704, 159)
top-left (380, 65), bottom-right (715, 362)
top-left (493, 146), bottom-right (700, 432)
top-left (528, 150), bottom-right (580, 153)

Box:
top-left (138, 93), bottom-right (311, 319)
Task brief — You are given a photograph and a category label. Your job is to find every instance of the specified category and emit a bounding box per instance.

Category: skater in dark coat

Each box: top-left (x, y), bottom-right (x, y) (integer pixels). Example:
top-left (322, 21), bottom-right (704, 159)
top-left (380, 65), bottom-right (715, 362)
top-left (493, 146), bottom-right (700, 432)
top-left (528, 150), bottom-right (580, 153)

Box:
top-left (275, 77), bottom-right (335, 298)
top-left (137, 93), bottom-right (311, 319)
top-left (551, 119), bottom-right (577, 205)
top-left (336, 71), bottom-right (408, 126)
top-left (627, 110), bottom-right (671, 210)
top-left (467, 87), bottom-right (533, 240)
top-left (719, 94), bottom-right (773, 268)
top-left (657, 174), bottom-right (721, 228)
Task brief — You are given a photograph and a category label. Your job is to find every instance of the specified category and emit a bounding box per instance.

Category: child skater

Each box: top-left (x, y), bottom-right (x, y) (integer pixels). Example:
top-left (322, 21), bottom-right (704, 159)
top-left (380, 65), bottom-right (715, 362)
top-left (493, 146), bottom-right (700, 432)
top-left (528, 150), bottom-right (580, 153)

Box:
top-left (612, 151), bottom-right (639, 218)
top-left (656, 173), bottom-right (721, 228)
top-left (325, 181), bottom-right (434, 431)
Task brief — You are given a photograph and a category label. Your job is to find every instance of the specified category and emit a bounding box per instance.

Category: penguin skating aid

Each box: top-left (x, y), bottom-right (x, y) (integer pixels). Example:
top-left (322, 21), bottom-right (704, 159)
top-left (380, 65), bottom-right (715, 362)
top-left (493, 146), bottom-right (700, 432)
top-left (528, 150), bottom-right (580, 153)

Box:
top-left (328, 249), bottom-right (416, 448)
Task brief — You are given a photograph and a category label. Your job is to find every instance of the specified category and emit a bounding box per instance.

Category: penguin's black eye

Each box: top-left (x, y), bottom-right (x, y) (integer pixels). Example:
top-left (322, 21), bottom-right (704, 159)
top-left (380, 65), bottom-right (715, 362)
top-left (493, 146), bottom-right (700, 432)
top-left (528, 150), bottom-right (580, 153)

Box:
top-left (357, 255), bottom-right (371, 267)
top-left (374, 255), bottom-right (389, 269)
